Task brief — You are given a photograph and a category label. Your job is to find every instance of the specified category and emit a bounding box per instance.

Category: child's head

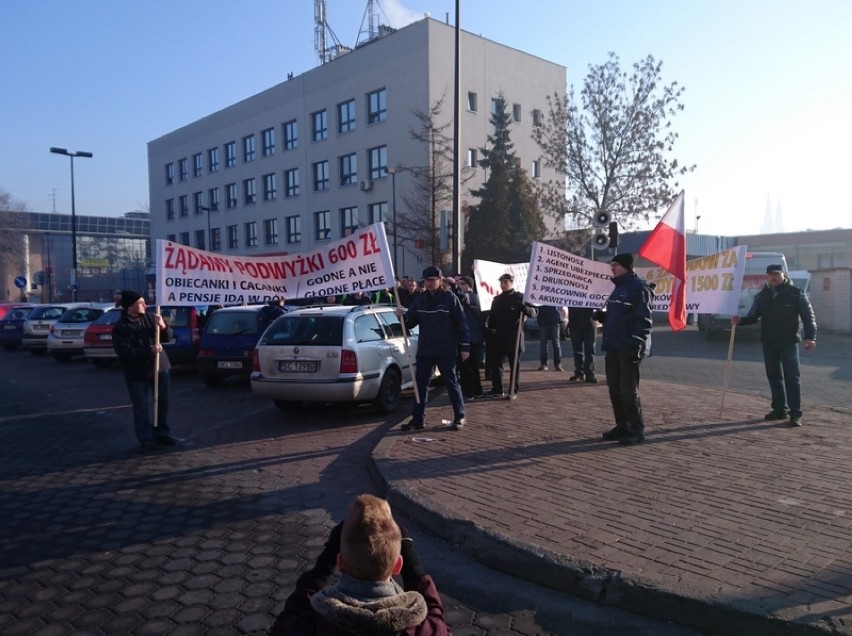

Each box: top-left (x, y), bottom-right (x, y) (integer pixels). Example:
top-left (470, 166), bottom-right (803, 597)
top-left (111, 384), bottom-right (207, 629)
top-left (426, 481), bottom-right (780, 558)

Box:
top-left (339, 495), bottom-right (402, 580)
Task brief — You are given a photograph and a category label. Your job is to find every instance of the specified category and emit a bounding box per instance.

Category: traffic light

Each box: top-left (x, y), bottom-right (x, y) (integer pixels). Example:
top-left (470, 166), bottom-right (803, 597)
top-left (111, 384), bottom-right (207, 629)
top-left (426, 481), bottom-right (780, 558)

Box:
top-left (592, 211), bottom-right (619, 250)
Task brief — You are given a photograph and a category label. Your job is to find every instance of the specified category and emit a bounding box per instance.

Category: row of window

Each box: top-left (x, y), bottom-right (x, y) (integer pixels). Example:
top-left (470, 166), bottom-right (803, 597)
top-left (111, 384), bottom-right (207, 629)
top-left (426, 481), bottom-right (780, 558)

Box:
top-left (166, 203), bottom-right (389, 251)
top-left (466, 92), bottom-right (543, 127)
top-left (164, 89), bottom-right (388, 185)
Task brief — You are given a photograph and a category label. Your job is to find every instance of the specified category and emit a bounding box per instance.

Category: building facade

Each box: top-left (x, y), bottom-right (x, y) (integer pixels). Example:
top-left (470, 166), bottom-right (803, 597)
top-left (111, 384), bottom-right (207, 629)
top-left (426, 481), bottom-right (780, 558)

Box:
top-left (148, 17), bottom-right (566, 278)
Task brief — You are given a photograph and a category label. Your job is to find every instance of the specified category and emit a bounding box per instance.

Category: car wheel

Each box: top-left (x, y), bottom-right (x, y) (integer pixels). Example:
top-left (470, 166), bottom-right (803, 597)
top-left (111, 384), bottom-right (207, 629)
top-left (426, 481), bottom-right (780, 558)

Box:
top-left (274, 400), bottom-right (302, 411)
top-left (91, 358), bottom-right (114, 369)
top-left (202, 374), bottom-right (224, 387)
top-left (53, 353), bottom-right (73, 362)
top-left (373, 368), bottom-right (401, 414)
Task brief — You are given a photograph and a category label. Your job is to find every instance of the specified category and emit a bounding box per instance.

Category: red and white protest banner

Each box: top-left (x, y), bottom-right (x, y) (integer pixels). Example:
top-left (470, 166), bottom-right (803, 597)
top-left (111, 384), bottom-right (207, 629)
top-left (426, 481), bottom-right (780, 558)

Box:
top-left (156, 223), bottom-right (394, 306)
top-left (472, 259), bottom-right (529, 312)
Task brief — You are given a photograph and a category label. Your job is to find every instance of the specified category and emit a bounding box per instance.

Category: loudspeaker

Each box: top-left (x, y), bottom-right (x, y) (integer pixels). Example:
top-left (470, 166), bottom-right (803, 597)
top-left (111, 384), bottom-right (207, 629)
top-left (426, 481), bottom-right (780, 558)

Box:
top-left (592, 230), bottom-right (610, 250)
top-left (592, 210), bottom-right (612, 229)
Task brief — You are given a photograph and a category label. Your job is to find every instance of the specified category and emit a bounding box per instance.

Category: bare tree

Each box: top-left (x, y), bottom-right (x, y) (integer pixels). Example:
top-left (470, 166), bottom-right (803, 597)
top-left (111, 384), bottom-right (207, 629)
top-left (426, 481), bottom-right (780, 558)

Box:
top-left (0, 188), bottom-right (30, 298)
top-left (534, 53), bottom-right (694, 239)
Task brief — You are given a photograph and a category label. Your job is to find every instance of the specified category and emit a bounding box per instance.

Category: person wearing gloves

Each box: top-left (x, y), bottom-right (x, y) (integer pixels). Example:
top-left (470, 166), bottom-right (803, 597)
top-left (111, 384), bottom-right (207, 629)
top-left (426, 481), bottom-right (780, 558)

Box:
top-left (269, 494), bottom-right (450, 636)
top-left (595, 254), bottom-right (654, 445)
top-left (486, 273), bottom-right (536, 398)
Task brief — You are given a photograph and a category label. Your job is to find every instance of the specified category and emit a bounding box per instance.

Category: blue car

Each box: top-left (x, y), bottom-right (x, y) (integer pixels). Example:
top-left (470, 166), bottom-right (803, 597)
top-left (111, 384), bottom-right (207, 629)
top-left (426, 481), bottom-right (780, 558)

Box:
top-left (196, 304), bottom-right (271, 386)
top-left (148, 305), bottom-right (206, 366)
top-left (0, 306), bottom-right (35, 350)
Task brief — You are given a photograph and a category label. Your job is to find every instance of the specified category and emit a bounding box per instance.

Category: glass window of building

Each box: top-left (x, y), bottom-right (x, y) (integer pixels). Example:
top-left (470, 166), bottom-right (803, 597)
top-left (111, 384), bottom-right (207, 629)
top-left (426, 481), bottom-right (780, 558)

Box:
top-left (165, 162), bottom-right (175, 185)
top-left (283, 119), bottom-right (298, 150)
top-left (368, 202), bottom-right (388, 225)
top-left (467, 91), bottom-right (478, 112)
top-left (368, 146), bottom-right (388, 180)
top-left (262, 127), bottom-right (275, 156)
top-left (339, 153), bottom-right (357, 186)
top-left (532, 159), bottom-right (541, 179)
top-left (208, 147), bottom-right (219, 173)
top-left (285, 168), bottom-right (300, 197)
top-left (179, 195), bottom-right (189, 217)
top-left (467, 148), bottom-right (477, 167)
top-left (195, 229), bottom-right (206, 250)
top-left (178, 158), bottom-right (188, 181)
top-left (532, 109), bottom-right (542, 127)
top-left (193, 152), bottom-right (203, 177)
top-left (311, 110), bottom-right (328, 141)
top-left (166, 198), bottom-right (175, 220)
top-left (244, 178), bottom-right (257, 204)
top-left (208, 187), bottom-right (220, 211)
top-left (315, 210), bottom-right (331, 241)
top-left (167, 234), bottom-right (176, 243)
top-left (313, 160), bottom-right (329, 191)
top-left (227, 224), bottom-right (239, 249)
top-left (180, 231), bottom-right (190, 246)
top-left (337, 99), bottom-right (356, 133)
top-left (243, 135), bottom-right (256, 162)
top-left (367, 88), bottom-right (387, 124)
top-left (263, 173), bottom-right (277, 200)
top-left (512, 103), bottom-right (522, 123)
top-left (245, 221), bottom-right (258, 247)
top-left (211, 227), bottom-right (222, 251)
top-left (286, 215), bottom-right (301, 244)
top-left (225, 141), bottom-right (237, 168)
top-left (264, 218), bottom-right (278, 245)
top-left (226, 183), bottom-right (238, 209)
top-left (340, 206), bottom-right (358, 236)
top-left (193, 191), bottom-right (205, 214)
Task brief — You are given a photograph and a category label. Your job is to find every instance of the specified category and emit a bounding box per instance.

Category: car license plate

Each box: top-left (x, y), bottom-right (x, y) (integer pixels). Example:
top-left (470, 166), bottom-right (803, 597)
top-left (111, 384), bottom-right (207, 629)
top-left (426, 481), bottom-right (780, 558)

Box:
top-left (277, 360), bottom-right (318, 373)
top-left (34, 324), bottom-right (49, 331)
top-left (61, 330), bottom-right (81, 337)
top-left (217, 361), bottom-right (243, 369)
top-left (3, 325), bottom-right (15, 330)
top-left (99, 334), bottom-right (112, 341)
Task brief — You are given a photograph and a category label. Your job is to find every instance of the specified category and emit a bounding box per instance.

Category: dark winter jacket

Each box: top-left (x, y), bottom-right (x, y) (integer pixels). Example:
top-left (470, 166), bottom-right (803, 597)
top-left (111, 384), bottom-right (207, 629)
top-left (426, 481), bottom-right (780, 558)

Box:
top-left (458, 290), bottom-right (484, 345)
top-left (112, 311), bottom-right (173, 381)
top-left (536, 305), bottom-right (562, 327)
top-left (738, 279), bottom-right (816, 345)
top-left (487, 289), bottom-right (536, 353)
top-left (402, 288), bottom-right (470, 358)
top-left (568, 307), bottom-right (596, 331)
top-left (600, 271), bottom-right (653, 357)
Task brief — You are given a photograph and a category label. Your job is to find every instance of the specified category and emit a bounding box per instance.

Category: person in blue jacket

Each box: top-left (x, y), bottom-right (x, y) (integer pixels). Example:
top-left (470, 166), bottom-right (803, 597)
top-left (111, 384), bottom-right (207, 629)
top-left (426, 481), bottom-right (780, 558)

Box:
top-left (396, 266), bottom-right (470, 431)
top-left (595, 253), bottom-right (654, 445)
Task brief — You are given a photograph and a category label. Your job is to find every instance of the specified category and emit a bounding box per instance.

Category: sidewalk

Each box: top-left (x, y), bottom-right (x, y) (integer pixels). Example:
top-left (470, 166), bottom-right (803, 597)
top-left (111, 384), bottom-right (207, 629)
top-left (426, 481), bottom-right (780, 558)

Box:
top-left (372, 369), bottom-right (852, 635)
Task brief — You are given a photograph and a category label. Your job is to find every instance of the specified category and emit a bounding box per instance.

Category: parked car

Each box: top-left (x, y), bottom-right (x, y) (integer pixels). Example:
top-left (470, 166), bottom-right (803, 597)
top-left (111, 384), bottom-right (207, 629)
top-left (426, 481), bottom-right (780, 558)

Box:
top-left (47, 305), bottom-right (110, 361)
top-left (250, 304), bottom-right (418, 415)
top-left (21, 304), bottom-right (86, 354)
top-left (150, 305), bottom-right (205, 365)
top-left (197, 304), bottom-right (270, 386)
top-left (83, 307), bottom-right (123, 368)
top-left (0, 302), bottom-right (34, 321)
top-left (0, 305), bottom-right (36, 350)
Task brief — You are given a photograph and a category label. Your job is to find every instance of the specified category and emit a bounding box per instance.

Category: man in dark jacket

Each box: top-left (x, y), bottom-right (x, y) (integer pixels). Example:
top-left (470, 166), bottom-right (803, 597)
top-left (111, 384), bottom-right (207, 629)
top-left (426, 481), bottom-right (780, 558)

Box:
top-left (396, 266), bottom-right (470, 431)
top-left (597, 254), bottom-right (653, 445)
top-left (112, 291), bottom-right (175, 451)
top-left (487, 273), bottom-right (536, 398)
top-left (536, 305), bottom-right (564, 372)
top-left (732, 264), bottom-right (816, 426)
top-left (269, 494), bottom-right (450, 636)
top-left (455, 276), bottom-right (484, 399)
top-left (567, 306), bottom-right (599, 383)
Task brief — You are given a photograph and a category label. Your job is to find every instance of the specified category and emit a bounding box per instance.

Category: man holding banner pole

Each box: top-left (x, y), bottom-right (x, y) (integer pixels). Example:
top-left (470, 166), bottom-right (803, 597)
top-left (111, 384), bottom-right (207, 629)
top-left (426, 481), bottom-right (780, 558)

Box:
top-left (487, 273), bottom-right (536, 399)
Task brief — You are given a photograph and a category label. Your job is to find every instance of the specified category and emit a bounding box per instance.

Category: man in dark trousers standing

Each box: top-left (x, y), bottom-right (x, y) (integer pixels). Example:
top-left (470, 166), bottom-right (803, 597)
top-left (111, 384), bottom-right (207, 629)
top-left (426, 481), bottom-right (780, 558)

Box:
top-left (487, 273), bottom-right (536, 398)
top-left (396, 266), bottom-right (470, 431)
top-left (731, 264), bottom-right (816, 426)
top-left (112, 291), bottom-right (176, 451)
top-left (568, 306), bottom-right (599, 383)
top-left (597, 254), bottom-right (654, 445)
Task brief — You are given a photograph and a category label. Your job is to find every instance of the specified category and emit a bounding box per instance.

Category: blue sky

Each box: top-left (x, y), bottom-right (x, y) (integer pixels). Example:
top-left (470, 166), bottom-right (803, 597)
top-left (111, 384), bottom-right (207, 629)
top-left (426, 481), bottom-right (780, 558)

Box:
top-left (2, 0), bottom-right (850, 236)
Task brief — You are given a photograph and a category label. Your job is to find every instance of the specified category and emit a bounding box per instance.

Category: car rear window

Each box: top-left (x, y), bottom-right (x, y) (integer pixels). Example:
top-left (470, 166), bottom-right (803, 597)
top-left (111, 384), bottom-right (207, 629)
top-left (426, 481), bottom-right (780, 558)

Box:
top-left (92, 309), bottom-right (122, 326)
top-left (205, 311), bottom-right (260, 335)
top-left (262, 315), bottom-right (343, 346)
top-left (154, 306), bottom-right (193, 328)
top-left (29, 306), bottom-right (66, 320)
top-left (58, 308), bottom-right (103, 323)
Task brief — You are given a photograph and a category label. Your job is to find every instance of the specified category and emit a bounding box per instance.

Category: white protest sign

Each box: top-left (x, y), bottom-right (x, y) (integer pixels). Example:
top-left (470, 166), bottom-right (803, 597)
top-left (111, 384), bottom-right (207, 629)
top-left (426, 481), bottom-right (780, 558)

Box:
top-left (156, 223), bottom-right (394, 306)
top-left (472, 259), bottom-right (528, 312)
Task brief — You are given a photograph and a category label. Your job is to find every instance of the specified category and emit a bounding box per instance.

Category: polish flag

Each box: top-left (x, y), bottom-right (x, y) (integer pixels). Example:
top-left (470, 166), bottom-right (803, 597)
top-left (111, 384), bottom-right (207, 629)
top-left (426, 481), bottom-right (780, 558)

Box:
top-left (639, 191), bottom-right (687, 331)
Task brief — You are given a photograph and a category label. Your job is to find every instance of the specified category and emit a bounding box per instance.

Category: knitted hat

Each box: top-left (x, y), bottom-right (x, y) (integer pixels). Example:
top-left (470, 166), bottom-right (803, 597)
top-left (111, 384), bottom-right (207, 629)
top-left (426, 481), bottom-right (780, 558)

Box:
top-left (120, 290), bottom-right (143, 309)
top-left (611, 253), bottom-right (635, 270)
top-left (422, 266), bottom-right (442, 279)
top-left (766, 264), bottom-right (784, 274)
top-left (461, 276), bottom-right (475, 287)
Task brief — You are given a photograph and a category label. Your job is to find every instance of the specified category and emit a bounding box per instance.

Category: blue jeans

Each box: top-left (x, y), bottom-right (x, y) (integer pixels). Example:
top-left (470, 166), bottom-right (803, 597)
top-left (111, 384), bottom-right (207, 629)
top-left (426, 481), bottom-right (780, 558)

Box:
top-left (570, 328), bottom-right (596, 377)
top-left (126, 372), bottom-right (171, 445)
top-left (763, 342), bottom-right (802, 417)
top-left (538, 324), bottom-right (562, 366)
top-left (605, 351), bottom-right (644, 434)
top-left (411, 355), bottom-right (464, 424)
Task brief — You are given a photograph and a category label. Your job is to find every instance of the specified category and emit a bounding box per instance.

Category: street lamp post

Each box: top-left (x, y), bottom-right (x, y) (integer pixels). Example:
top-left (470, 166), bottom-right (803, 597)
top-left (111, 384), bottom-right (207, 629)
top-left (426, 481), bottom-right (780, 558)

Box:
top-left (198, 206), bottom-right (212, 250)
top-left (387, 168), bottom-right (399, 271)
top-left (50, 147), bottom-right (93, 301)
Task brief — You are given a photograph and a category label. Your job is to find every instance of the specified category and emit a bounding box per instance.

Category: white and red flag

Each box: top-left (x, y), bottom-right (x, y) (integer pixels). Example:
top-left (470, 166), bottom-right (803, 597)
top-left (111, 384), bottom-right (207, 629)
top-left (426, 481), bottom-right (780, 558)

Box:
top-left (638, 191), bottom-right (687, 331)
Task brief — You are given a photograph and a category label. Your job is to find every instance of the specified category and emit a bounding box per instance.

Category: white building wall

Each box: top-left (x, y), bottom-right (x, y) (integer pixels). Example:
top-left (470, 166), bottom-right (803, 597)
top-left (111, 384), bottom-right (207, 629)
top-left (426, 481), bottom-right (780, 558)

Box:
top-left (148, 17), bottom-right (566, 279)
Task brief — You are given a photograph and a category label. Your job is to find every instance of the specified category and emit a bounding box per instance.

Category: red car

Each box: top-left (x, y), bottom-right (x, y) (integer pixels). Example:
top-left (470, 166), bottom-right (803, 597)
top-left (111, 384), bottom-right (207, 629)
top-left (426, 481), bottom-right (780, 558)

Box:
top-left (83, 307), bottom-right (122, 368)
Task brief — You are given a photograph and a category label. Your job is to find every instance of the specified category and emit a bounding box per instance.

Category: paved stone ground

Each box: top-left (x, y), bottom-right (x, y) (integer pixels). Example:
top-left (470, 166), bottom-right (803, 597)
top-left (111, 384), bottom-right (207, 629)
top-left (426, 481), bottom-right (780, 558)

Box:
top-left (373, 356), bottom-right (852, 635)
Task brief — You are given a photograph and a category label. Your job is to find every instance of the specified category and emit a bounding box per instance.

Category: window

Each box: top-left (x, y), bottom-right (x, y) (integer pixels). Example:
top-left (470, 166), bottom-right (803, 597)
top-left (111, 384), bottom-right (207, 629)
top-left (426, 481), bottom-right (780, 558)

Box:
top-left (467, 148), bottom-right (478, 168)
top-left (195, 229), bottom-right (206, 250)
top-left (242, 135), bottom-right (256, 162)
top-left (165, 198), bottom-right (175, 220)
top-left (368, 201), bottom-right (388, 225)
top-left (340, 206), bottom-right (358, 236)
top-left (284, 168), bottom-right (300, 197)
top-left (467, 91), bottom-right (477, 112)
top-left (178, 158), bottom-right (188, 181)
top-left (512, 103), bottom-right (522, 123)
top-left (165, 162), bottom-right (175, 185)
top-left (179, 195), bottom-right (189, 217)
top-left (354, 314), bottom-right (384, 343)
top-left (368, 145), bottom-right (387, 180)
top-left (262, 173), bottom-right (277, 200)
top-left (244, 178), bottom-right (257, 204)
top-left (286, 215), bottom-right (301, 244)
top-left (339, 153), bottom-right (357, 185)
top-left (264, 218), bottom-right (278, 245)
top-left (208, 147), bottom-right (219, 173)
top-left (226, 183), bottom-right (238, 209)
top-left (313, 160), bottom-right (329, 191)
top-left (180, 231), bottom-right (190, 246)
top-left (367, 88), bottom-right (387, 124)
top-left (337, 99), bottom-right (356, 133)
top-left (210, 227), bottom-right (222, 251)
top-left (225, 141), bottom-right (237, 167)
top-left (311, 110), bottom-right (328, 141)
top-left (167, 234), bottom-right (176, 243)
top-left (193, 191), bottom-right (205, 214)
top-left (193, 153), bottom-right (203, 177)
top-left (208, 187), bottom-right (220, 211)
top-left (227, 225), bottom-right (239, 249)
top-left (283, 119), bottom-right (298, 150)
top-left (245, 221), bottom-right (258, 247)
top-left (532, 109), bottom-right (542, 127)
top-left (315, 210), bottom-right (331, 241)
top-left (262, 127), bottom-right (275, 156)
top-left (532, 159), bottom-right (541, 179)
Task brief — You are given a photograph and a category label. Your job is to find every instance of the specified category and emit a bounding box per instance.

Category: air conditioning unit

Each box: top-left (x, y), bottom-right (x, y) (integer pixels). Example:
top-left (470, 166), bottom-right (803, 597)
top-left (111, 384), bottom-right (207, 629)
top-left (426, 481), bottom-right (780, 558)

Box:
top-left (360, 180), bottom-right (373, 192)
